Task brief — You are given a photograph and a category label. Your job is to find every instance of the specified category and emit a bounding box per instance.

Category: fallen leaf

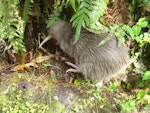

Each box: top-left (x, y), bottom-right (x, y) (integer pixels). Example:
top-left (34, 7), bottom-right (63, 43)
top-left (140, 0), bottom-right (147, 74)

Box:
top-left (11, 55), bottom-right (52, 71)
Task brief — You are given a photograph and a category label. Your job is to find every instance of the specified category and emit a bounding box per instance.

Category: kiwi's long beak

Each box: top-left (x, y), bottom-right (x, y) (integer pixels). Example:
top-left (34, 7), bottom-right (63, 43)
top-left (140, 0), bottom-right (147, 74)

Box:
top-left (39, 35), bottom-right (52, 49)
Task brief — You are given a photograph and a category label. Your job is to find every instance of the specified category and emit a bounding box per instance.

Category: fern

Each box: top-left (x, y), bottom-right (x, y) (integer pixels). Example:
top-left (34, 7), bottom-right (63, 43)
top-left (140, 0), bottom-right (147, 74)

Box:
top-left (47, 0), bottom-right (109, 42)
top-left (0, 0), bottom-right (25, 53)
top-left (47, 13), bottom-right (61, 28)
top-left (70, 0), bottom-right (109, 42)
top-left (47, 0), bottom-right (67, 28)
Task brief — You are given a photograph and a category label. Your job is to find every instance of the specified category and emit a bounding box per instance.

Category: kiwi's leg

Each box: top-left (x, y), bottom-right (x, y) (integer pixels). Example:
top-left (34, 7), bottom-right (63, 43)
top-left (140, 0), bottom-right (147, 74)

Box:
top-left (65, 62), bottom-right (82, 73)
top-left (65, 62), bottom-right (79, 69)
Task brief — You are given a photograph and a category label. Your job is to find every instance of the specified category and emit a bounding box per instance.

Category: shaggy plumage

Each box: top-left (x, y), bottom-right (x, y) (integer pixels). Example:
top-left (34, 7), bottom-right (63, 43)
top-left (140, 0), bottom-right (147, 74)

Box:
top-left (47, 20), bottom-right (130, 82)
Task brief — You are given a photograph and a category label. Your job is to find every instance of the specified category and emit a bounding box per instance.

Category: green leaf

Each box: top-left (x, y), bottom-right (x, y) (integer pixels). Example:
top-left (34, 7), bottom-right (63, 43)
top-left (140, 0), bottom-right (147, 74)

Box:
top-left (72, 17), bottom-right (81, 27)
top-left (82, 13), bottom-right (89, 23)
top-left (47, 19), bottom-right (56, 28)
top-left (70, 0), bottom-right (76, 12)
top-left (133, 26), bottom-right (141, 36)
top-left (21, 0), bottom-right (30, 38)
top-left (97, 37), bottom-right (110, 47)
top-left (70, 9), bottom-right (83, 23)
top-left (137, 18), bottom-right (148, 28)
top-left (70, 0), bottom-right (109, 43)
top-left (135, 35), bottom-right (143, 43)
top-left (142, 71), bottom-right (150, 81)
top-left (122, 100), bottom-right (136, 111)
top-left (137, 90), bottom-right (146, 99)
top-left (0, 7), bottom-right (3, 16)
top-left (123, 25), bottom-right (134, 39)
top-left (143, 33), bottom-right (150, 43)
top-left (47, 13), bottom-right (60, 28)
top-left (81, 1), bottom-right (92, 8)
top-left (74, 24), bottom-right (81, 43)
top-left (138, 81), bottom-right (145, 88)
top-left (74, 77), bottom-right (83, 85)
top-left (82, 7), bottom-right (90, 16)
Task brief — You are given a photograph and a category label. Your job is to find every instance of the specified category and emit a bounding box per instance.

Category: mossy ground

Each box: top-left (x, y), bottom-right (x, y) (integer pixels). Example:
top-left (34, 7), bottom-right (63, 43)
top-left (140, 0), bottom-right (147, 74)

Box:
top-left (0, 57), bottom-right (149, 113)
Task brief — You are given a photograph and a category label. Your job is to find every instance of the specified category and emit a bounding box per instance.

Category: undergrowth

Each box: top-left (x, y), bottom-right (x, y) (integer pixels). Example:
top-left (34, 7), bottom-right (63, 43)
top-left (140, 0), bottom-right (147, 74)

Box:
top-left (0, 0), bottom-right (150, 112)
top-left (0, 0), bottom-right (25, 53)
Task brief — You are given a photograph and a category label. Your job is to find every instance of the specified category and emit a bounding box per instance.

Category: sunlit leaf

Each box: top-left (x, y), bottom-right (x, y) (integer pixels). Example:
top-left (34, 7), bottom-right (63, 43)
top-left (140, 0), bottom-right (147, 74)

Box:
top-left (97, 37), bottom-right (110, 47)
top-left (133, 26), bottom-right (141, 36)
top-left (122, 100), bottom-right (136, 111)
top-left (142, 71), bottom-right (150, 81)
top-left (32, 55), bottom-right (52, 63)
top-left (143, 33), bottom-right (150, 43)
top-left (137, 90), bottom-right (146, 99)
top-left (12, 55), bottom-right (51, 71)
top-left (70, 0), bottom-right (109, 40)
top-left (137, 18), bottom-right (148, 28)
top-left (74, 77), bottom-right (83, 85)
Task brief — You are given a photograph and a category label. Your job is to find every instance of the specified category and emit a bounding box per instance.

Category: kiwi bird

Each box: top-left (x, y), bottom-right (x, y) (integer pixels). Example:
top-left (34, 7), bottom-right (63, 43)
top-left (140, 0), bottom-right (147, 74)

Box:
top-left (39, 20), bottom-right (131, 83)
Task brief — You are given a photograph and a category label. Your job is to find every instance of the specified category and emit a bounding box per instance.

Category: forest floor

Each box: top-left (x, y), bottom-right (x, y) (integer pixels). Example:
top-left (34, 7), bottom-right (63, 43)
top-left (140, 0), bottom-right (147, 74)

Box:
top-left (0, 50), bottom-right (150, 113)
top-left (0, 14), bottom-right (150, 112)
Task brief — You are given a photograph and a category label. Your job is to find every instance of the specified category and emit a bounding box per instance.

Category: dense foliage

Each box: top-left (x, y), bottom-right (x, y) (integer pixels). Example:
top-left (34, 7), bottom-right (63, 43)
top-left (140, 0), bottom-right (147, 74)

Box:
top-left (0, 0), bottom-right (25, 52)
top-left (0, 0), bottom-right (150, 112)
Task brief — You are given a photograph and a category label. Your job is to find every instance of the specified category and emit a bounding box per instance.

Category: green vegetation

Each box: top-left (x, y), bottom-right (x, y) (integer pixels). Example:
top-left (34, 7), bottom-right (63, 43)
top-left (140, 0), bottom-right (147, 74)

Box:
top-left (0, 73), bottom-right (49, 113)
top-left (0, 0), bottom-right (25, 53)
top-left (0, 0), bottom-right (150, 112)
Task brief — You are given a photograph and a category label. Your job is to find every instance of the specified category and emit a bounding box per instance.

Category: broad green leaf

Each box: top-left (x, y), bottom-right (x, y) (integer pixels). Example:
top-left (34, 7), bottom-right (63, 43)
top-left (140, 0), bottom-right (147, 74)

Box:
top-left (137, 90), bottom-right (146, 99)
top-left (23, 0), bottom-right (30, 22)
top-left (74, 77), bottom-right (83, 85)
top-left (137, 18), bottom-right (148, 28)
top-left (142, 71), bottom-right (150, 81)
top-left (143, 33), bottom-right (150, 43)
top-left (133, 26), bottom-right (141, 36)
top-left (135, 35), bottom-right (143, 43)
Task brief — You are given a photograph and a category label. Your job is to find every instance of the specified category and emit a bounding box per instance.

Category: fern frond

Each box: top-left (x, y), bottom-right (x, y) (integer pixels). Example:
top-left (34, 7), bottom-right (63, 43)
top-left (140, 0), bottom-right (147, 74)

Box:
top-left (0, 1), bottom-right (25, 52)
top-left (70, 0), bottom-right (109, 41)
top-left (70, 0), bottom-right (77, 12)
top-left (47, 13), bottom-right (60, 28)
top-left (47, 0), bottom-right (67, 27)
top-left (48, 0), bottom-right (109, 40)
